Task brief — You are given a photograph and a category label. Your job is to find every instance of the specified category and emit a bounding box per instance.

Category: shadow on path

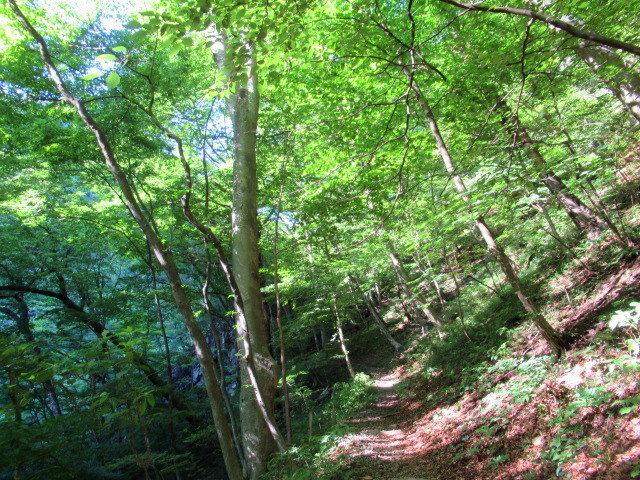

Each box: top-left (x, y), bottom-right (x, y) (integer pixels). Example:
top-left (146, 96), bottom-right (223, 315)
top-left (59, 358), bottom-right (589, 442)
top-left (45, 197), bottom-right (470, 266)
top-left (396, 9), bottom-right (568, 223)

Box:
top-left (334, 367), bottom-right (432, 480)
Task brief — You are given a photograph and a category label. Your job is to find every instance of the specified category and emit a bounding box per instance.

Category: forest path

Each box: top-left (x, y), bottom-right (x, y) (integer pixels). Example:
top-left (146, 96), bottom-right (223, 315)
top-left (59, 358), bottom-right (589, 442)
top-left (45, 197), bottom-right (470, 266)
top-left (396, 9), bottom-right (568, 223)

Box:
top-left (333, 364), bottom-right (432, 480)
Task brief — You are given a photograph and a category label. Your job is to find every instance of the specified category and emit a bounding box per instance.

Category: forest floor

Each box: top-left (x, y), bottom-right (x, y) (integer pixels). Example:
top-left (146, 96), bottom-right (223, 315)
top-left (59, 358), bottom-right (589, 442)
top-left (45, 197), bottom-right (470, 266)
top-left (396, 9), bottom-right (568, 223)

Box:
top-left (330, 245), bottom-right (640, 480)
top-left (332, 365), bottom-right (435, 480)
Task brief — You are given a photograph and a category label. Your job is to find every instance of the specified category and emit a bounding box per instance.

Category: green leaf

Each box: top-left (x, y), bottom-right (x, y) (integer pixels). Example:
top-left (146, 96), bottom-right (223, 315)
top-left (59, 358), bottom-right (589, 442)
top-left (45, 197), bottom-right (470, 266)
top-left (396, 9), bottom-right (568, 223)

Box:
top-left (106, 72), bottom-right (120, 89)
top-left (82, 72), bottom-right (103, 81)
top-left (619, 406), bottom-right (636, 415)
top-left (125, 19), bottom-right (142, 29)
top-left (169, 42), bottom-right (183, 57)
top-left (112, 46), bottom-right (127, 52)
top-left (96, 54), bottom-right (117, 62)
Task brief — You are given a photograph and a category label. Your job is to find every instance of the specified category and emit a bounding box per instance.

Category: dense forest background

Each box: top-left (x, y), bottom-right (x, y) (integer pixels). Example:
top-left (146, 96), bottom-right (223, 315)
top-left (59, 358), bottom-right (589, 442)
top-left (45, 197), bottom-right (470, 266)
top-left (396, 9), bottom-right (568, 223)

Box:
top-left (1, 0), bottom-right (639, 478)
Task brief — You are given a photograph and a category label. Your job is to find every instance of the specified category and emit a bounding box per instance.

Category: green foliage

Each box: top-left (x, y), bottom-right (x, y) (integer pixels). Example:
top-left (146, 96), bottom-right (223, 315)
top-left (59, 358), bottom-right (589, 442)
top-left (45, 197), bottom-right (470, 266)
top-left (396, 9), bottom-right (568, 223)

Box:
top-left (507, 356), bottom-right (553, 405)
top-left (1, 0), bottom-right (639, 477)
top-left (262, 436), bottom-right (351, 480)
top-left (541, 425), bottom-right (586, 478)
top-left (264, 373), bottom-right (374, 479)
top-left (541, 385), bottom-right (614, 476)
top-left (326, 373), bottom-right (376, 423)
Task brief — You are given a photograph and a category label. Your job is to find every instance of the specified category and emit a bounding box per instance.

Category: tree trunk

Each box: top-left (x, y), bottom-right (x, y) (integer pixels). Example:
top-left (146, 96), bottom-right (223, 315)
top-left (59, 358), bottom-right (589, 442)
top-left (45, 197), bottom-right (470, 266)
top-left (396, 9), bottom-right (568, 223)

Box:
top-left (148, 249), bottom-right (183, 480)
top-left (388, 250), bottom-right (445, 337)
top-left (577, 44), bottom-right (640, 123)
top-left (434, 0), bottom-right (640, 57)
top-left (349, 276), bottom-right (403, 351)
top-left (11, 294), bottom-right (62, 416)
top-left (497, 101), bottom-right (607, 236)
top-left (406, 74), bottom-right (567, 357)
top-left (5, 366), bottom-right (23, 480)
top-left (365, 293), bottom-right (403, 351)
top-left (201, 256), bottom-right (244, 466)
top-left (333, 296), bottom-right (356, 378)
top-left (474, 217), bottom-right (567, 356)
top-left (212, 31), bottom-right (285, 478)
top-left (272, 164), bottom-right (293, 444)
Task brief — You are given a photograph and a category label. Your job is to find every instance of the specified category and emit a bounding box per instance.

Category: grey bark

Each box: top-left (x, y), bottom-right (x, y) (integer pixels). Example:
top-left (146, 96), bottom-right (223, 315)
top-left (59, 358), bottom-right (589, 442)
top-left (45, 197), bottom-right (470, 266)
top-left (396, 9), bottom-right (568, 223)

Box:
top-left (365, 293), bottom-right (403, 351)
top-left (499, 105), bottom-right (608, 235)
top-left (333, 296), bottom-right (356, 378)
top-left (148, 249), bottom-right (182, 480)
top-left (349, 276), bottom-right (403, 351)
top-left (211, 31), bottom-right (285, 478)
top-left (364, 294), bottom-right (402, 352)
top-left (435, 0), bottom-right (640, 57)
top-left (201, 257), bottom-right (244, 466)
top-left (577, 44), bottom-right (640, 123)
top-left (272, 177), bottom-right (292, 443)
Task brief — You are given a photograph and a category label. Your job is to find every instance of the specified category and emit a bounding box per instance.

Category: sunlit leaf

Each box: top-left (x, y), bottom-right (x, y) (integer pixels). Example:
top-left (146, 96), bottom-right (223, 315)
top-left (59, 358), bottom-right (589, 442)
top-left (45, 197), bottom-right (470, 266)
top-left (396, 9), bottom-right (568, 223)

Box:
top-left (106, 72), bottom-right (120, 89)
top-left (96, 53), bottom-right (117, 62)
top-left (169, 42), bottom-right (183, 57)
top-left (125, 19), bottom-right (142, 29)
top-left (82, 72), bottom-right (103, 81)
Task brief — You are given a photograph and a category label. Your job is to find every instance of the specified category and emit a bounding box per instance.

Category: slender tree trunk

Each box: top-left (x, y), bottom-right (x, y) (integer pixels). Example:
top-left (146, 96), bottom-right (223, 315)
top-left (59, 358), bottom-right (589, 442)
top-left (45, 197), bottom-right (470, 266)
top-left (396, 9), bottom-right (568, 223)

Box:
top-left (406, 75), bottom-right (567, 356)
top-left (5, 366), bottom-right (23, 480)
top-left (426, 257), bottom-right (447, 307)
top-left (349, 276), bottom-right (403, 351)
top-left (577, 44), bottom-right (640, 123)
top-left (333, 296), bottom-right (356, 378)
top-left (147, 245), bottom-right (182, 479)
top-left (7, 4), bottom-right (245, 478)
top-left (578, 174), bottom-right (635, 245)
top-left (450, 264), bottom-right (471, 341)
top-left (1, 285), bottom-right (205, 430)
top-left (365, 293), bottom-right (403, 351)
top-left (273, 164), bottom-right (292, 444)
top-left (388, 250), bottom-right (445, 337)
top-left (441, 247), bottom-right (471, 341)
top-left (434, 0), bottom-right (640, 57)
top-left (201, 256), bottom-right (244, 465)
top-left (373, 283), bottom-right (383, 309)
top-left (498, 101), bottom-right (607, 235)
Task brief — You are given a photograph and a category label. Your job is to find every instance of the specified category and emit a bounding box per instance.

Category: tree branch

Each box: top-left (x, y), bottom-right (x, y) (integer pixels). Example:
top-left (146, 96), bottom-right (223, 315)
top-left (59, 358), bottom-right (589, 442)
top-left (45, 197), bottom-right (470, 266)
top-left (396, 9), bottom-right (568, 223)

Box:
top-left (434, 0), bottom-right (640, 57)
top-left (0, 284), bottom-right (203, 428)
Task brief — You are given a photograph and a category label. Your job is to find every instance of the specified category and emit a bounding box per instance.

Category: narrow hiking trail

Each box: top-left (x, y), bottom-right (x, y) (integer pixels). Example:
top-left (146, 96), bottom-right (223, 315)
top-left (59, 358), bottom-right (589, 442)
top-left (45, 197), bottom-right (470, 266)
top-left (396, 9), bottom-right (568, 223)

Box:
top-left (327, 252), bottom-right (640, 480)
top-left (333, 366), bottom-right (434, 480)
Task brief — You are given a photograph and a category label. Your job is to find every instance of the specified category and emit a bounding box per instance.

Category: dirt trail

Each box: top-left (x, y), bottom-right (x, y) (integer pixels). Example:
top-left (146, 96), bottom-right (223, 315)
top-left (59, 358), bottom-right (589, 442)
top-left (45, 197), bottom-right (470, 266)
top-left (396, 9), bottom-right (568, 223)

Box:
top-left (334, 366), bottom-right (432, 480)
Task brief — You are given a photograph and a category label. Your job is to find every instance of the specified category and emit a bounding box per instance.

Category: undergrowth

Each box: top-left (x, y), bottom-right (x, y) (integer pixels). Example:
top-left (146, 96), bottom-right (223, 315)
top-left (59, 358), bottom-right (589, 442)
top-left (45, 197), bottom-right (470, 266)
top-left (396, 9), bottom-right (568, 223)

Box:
top-left (262, 373), bottom-right (375, 480)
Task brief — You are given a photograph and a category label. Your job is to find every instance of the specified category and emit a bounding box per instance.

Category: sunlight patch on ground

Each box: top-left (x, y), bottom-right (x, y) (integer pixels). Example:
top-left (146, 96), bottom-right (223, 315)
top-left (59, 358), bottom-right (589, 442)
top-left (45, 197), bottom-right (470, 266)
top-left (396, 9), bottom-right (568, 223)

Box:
top-left (374, 376), bottom-right (401, 390)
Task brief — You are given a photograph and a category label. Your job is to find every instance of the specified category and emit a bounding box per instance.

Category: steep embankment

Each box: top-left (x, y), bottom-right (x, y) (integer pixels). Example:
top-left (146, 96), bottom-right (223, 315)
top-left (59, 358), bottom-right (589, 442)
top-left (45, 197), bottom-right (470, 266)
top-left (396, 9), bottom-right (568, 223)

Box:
top-left (330, 250), bottom-right (640, 480)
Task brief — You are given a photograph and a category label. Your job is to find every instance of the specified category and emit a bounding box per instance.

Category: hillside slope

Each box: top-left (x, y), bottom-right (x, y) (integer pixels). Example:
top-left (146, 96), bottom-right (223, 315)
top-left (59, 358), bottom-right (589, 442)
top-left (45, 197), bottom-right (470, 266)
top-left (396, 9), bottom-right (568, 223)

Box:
top-left (327, 250), bottom-right (640, 479)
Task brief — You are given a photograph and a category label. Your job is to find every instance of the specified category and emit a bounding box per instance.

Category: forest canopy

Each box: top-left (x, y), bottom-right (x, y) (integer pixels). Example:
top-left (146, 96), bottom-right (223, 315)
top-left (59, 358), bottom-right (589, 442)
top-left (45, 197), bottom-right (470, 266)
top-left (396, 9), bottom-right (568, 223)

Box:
top-left (0, 0), bottom-right (639, 478)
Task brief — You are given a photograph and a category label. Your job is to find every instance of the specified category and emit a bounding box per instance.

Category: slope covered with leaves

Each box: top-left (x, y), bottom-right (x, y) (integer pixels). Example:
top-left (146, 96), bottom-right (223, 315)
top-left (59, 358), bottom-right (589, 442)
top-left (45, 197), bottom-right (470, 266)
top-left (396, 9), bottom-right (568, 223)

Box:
top-left (264, 165), bottom-right (640, 479)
